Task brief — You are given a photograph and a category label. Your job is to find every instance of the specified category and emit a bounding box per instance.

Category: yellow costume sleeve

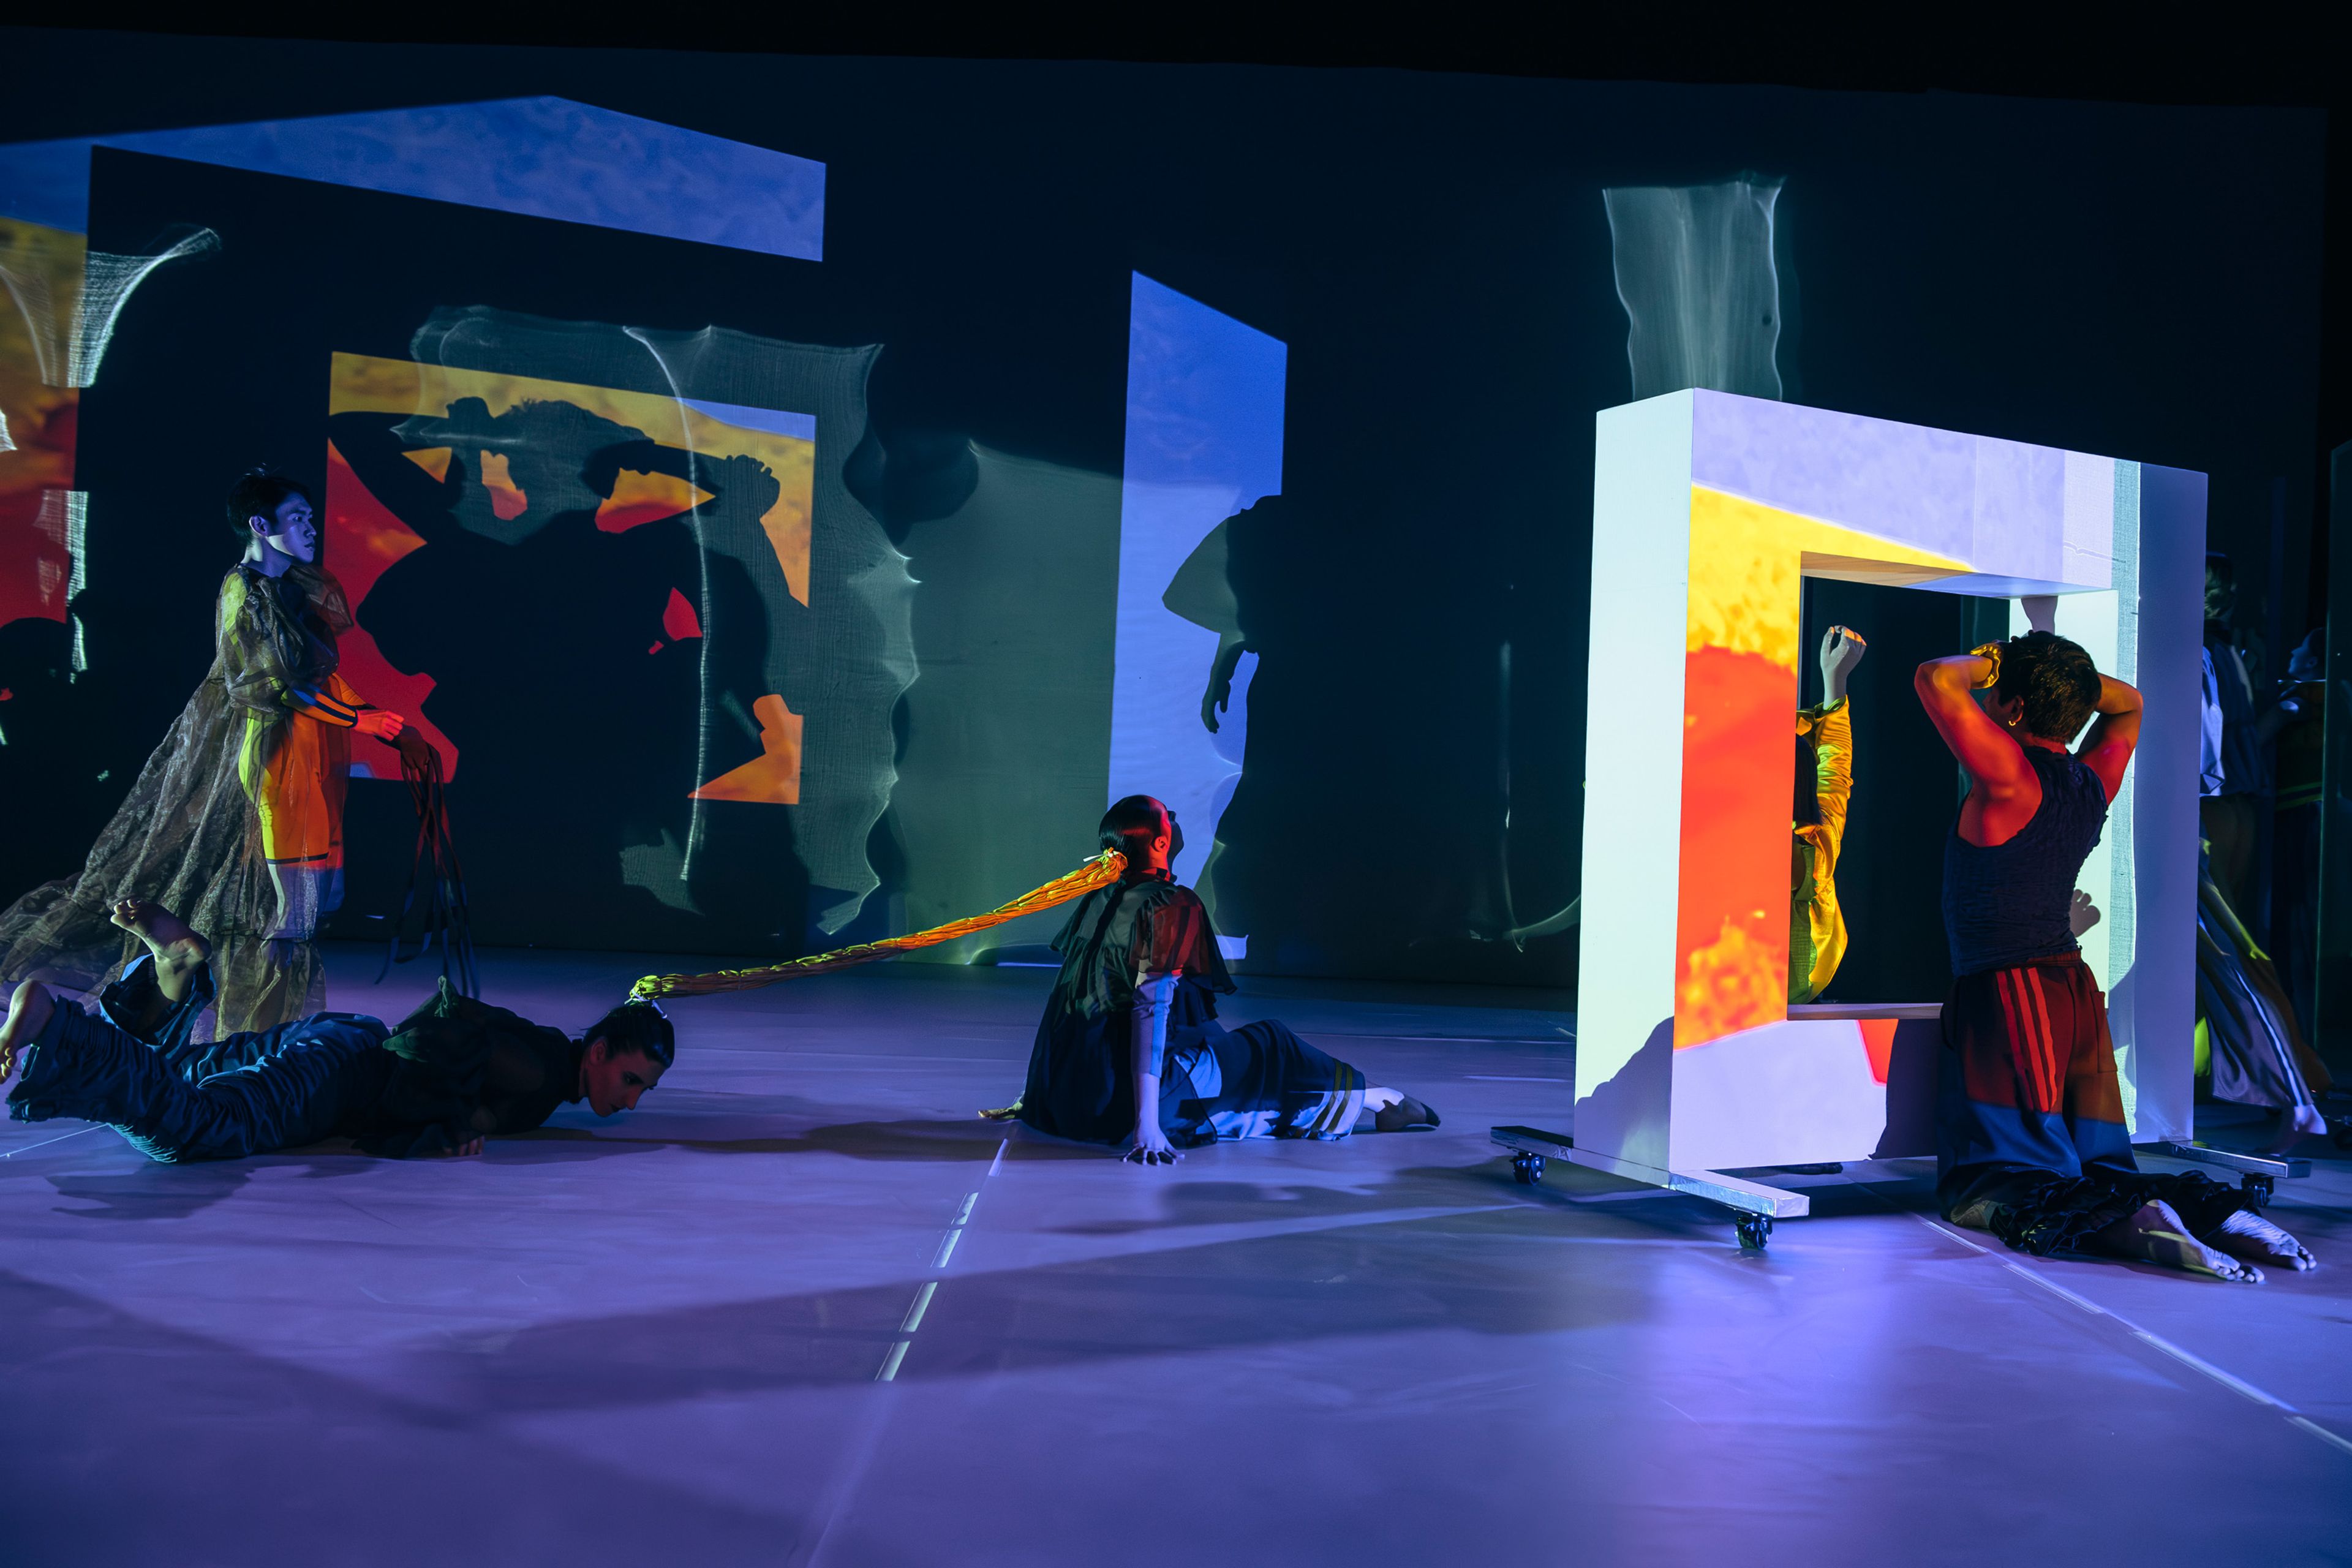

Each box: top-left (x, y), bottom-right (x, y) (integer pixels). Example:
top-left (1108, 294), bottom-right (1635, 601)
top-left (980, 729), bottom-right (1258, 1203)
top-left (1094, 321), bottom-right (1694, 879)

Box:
top-left (1789, 696), bottom-right (1854, 1004)
top-left (1808, 696), bottom-right (1853, 864)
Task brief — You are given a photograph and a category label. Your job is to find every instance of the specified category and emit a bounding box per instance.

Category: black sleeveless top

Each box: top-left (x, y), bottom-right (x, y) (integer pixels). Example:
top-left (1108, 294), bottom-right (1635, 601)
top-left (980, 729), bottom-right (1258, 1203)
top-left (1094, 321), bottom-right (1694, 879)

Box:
top-left (1942, 745), bottom-right (2108, 977)
top-left (1017, 874), bottom-right (1236, 1145)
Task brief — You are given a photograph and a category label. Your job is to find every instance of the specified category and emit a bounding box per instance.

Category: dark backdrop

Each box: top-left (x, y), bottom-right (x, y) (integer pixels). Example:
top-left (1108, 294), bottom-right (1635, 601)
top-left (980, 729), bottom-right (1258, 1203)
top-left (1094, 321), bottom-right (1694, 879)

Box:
top-left (0, 34), bottom-right (2326, 987)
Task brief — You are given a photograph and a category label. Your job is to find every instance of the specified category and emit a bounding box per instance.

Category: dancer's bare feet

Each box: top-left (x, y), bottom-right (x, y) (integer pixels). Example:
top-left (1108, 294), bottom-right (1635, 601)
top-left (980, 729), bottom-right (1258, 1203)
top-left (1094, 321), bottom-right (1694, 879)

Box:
top-left (108, 899), bottom-right (211, 1003)
top-left (2263, 1104), bottom-right (2329, 1154)
top-left (2202, 1210), bottom-right (2316, 1272)
top-left (2095, 1200), bottom-right (2264, 1283)
top-left (0, 979), bottom-right (58, 1086)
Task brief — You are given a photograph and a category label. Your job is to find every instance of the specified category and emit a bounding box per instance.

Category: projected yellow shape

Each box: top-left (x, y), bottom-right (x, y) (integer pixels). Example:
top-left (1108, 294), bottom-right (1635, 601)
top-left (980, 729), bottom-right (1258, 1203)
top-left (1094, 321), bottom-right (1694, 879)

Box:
top-left (1572, 388), bottom-right (2206, 1193)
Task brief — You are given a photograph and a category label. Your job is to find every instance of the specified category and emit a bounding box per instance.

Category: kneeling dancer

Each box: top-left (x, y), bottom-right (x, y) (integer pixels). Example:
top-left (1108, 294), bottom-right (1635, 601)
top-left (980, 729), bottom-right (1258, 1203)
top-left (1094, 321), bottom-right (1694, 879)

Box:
top-left (1016, 796), bottom-right (1436, 1164)
top-left (1916, 631), bottom-right (2312, 1280)
top-left (0, 900), bottom-right (669, 1161)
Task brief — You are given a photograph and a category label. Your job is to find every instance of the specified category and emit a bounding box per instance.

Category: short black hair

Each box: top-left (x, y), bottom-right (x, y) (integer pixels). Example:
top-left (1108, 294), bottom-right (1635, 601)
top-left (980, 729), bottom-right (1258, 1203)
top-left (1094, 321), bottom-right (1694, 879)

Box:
top-left (1996, 630), bottom-right (2101, 743)
top-left (1099, 794), bottom-right (1167, 865)
top-left (225, 470), bottom-right (311, 538)
top-left (586, 999), bottom-right (675, 1068)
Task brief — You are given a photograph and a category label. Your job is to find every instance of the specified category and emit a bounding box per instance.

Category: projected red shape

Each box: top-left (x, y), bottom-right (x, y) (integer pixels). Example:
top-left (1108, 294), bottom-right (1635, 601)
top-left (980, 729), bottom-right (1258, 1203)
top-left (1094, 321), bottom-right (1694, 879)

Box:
top-left (323, 440), bottom-right (461, 780)
top-left (1860, 1017), bottom-right (1899, 1085)
top-left (0, 404), bottom-right (78, 629)
top-left (1674, 644), bottom-right (1797, 1045)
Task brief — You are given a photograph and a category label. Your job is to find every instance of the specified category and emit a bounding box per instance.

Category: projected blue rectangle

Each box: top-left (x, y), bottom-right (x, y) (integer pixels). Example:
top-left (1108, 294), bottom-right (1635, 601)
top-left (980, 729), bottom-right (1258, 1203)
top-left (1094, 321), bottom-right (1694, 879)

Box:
top-left (0, 97), bottom-right (824, 260)
top-left (1109, 273), bottom-right (1287, 958)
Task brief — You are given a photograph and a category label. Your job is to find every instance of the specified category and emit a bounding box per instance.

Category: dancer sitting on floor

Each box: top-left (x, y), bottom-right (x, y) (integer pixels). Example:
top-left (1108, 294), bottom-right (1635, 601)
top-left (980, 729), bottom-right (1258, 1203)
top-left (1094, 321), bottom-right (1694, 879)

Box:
top-left (1002, 796), bottom-right (1438, 1164)
top-left (1917, 630), bottom-right (2313, 1280)
top-left (0, 900), bottom-right (669, 1163)
top-left (1792, 624), bottom-right (1865, 1003)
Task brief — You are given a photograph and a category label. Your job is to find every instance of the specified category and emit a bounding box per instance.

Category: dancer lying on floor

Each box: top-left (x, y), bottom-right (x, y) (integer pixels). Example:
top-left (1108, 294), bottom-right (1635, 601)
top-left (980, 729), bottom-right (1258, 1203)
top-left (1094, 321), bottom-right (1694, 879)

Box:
top-left (0, 900), bottom-right (669, 1162)
top-left (1003, 796), bottom-right (1438, 1164)
top-left (1917, 631), bottom-right (2313, 1280)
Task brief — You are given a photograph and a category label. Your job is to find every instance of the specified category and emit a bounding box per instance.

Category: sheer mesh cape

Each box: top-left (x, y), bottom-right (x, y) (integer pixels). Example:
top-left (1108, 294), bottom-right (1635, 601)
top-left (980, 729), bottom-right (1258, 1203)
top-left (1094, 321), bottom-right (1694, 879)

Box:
top-left (0, 560), bottom-right (354, 1031)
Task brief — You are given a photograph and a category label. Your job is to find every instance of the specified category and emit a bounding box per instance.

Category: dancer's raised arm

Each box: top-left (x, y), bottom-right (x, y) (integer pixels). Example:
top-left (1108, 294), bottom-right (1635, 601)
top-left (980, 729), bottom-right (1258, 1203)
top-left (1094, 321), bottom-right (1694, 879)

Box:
top-left (2075, 674), bottom-right (2143, 804)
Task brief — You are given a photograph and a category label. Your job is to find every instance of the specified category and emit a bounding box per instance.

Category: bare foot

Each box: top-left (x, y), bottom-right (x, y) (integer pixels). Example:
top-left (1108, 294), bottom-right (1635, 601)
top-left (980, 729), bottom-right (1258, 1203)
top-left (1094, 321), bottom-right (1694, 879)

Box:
top-left (108, 898), bottom-right (210, 1001)
top-left (978, 1098), bottom-right (1022, 1121)
top-left (2095, 1200), bottom-right (2264, 1283)
top-left (0, 979), bottom-right (58, 1085)
top-left (2203, 1210), bottom-right (2316, 1272)
top-left (2263, 1105), bottom-right (2329, 1154)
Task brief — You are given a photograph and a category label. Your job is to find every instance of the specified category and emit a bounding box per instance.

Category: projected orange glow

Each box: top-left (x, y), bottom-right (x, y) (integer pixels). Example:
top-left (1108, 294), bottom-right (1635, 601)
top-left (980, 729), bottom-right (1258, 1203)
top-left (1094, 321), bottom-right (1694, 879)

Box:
top-left (323, 352), bottom-right (815, 796)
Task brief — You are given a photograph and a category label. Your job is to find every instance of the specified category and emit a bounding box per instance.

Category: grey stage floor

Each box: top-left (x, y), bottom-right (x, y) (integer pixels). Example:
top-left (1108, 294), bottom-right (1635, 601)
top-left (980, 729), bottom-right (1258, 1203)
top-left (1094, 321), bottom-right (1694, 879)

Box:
top-left (3, 946), bottom-right (2349, 1567)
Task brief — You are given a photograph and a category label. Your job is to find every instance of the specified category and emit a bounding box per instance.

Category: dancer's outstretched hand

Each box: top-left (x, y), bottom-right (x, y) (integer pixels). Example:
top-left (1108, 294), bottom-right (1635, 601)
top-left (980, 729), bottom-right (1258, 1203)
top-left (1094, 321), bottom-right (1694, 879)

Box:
top-left (355, 710), bottom-right (406, 742)
top-left (1125, 1123), bottom-right (1180, 1166)
top-left (431, 1134), bottom-right (486, 1159)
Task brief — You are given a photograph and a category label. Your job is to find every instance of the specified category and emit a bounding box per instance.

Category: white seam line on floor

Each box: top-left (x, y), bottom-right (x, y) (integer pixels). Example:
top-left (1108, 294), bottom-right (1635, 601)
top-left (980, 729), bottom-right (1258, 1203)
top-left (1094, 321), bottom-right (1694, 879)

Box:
top-left (900, 1280), bottom-right (938, 1335)
top-left (1876, 1183), bottom-right (2346, 1452)
top-left (2004, 1262), bottom-right (2108, 1316)
top-left (2002, 1261), bottom-right (2311, 1419)
top-left (1899, 1210), bottom-right (1992, 1254)
top-left (0, 1125), bottom-right (102, 1159)
top-left (876, 1139), bottom-right (1006, 1382)
top-left (1889, 1189), bottom-right (2343, 1456)
top-left (2289, 1417), bottom-right (2352, 1457)
top-left (2126, 1329), bottom-right (2291, 1409)
top-left (932, 1226), bottom-right (965, 1270)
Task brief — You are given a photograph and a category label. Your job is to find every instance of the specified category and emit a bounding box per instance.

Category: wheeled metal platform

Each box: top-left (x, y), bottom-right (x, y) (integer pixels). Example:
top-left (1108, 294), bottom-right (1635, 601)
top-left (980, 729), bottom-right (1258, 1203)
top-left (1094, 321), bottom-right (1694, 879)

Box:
top-left (2142, 1140), bottom-right (2310, 1203)
top-left (1492, 1125), bottom-right (1806, 1250)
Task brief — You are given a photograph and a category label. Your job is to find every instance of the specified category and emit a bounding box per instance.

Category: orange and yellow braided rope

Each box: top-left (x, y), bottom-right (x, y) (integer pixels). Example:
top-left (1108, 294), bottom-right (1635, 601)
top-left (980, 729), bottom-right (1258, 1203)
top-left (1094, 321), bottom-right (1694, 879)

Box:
top-left (628, 850), bottom-right (1126, 1000)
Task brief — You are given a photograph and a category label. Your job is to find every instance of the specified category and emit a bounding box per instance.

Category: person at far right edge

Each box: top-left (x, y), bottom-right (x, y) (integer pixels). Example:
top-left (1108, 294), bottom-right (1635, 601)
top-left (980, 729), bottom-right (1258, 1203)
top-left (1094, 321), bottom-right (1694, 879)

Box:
top-left (1915, 628), bottom-right (2314, 1281)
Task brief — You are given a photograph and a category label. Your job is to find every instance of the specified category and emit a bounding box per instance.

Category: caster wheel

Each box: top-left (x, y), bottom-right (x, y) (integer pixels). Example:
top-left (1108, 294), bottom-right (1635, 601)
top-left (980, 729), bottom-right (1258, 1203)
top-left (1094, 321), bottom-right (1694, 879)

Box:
top-left (2241, 1172), bottom-right (2275, 1205)
top-left (1735, 1213), bottom-right (1773, 1250)
top-left (1512, 1152), bottom-right (1546, 1185)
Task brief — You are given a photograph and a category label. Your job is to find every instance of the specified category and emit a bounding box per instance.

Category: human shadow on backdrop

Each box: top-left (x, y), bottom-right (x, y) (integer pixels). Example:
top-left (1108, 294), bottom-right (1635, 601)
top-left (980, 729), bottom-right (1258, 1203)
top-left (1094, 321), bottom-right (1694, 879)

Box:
top-left (0, 61), bottom-right (2321, 990)
top-left (325, 395), bottom-right (787, 944)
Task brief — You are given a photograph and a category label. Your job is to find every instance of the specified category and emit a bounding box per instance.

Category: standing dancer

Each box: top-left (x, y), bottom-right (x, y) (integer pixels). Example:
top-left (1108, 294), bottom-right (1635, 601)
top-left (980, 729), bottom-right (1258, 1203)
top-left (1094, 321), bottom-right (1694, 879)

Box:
top-left (1790, 625), bottom-right (1865, 1003)
top-left (1009, 796), bottom-right (1438, 1163)
top-left (1916, 630), bottom-right (2312, 1279)
top-left (0, 471), bottom-right (405, 1032)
